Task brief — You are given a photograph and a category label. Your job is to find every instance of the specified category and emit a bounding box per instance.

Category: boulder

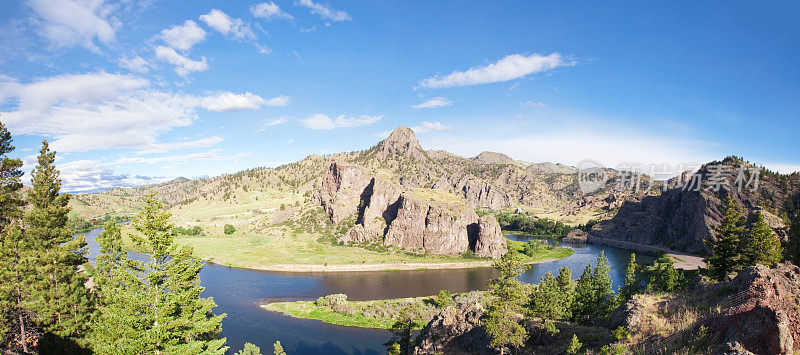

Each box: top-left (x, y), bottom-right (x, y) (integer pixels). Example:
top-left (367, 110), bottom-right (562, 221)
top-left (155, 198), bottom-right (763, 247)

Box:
top-left (563, 228), bottom-right (588, 243)
top-left (473, 216), bottom-right (506, 258)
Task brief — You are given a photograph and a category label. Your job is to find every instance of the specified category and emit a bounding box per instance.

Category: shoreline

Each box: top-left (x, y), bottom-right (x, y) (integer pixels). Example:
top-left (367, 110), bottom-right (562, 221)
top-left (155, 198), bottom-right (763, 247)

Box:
top-left (586, 237), bottom-right (707, 270)
top-left (208, 256), bottom-right (567, 273)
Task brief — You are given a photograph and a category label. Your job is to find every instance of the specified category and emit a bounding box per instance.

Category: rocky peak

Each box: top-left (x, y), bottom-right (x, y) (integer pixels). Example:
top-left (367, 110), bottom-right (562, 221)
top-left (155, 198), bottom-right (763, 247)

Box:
top-left (376, 126), bottom-right (425, 159)
top-left (471, 151), bottom-right (516, 165)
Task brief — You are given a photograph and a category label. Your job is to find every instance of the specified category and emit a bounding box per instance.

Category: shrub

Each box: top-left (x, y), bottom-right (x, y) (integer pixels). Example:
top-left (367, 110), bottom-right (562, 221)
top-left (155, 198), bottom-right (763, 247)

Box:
top-left (434, 290), bottom-right (454, 308)
top-left (224, 224), bottom-right (236, 235)
top-left (315, 293), bottom-right (348, 307)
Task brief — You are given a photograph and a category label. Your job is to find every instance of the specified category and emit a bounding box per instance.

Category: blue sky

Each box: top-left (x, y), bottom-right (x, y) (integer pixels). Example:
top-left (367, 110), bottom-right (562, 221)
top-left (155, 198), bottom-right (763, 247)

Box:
top-left (1, 0), bottom-right (798, 192)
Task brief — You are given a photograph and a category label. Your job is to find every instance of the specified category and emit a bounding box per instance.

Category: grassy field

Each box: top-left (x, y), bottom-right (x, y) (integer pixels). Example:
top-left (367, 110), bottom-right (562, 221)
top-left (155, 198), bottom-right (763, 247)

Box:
top-left (263, 295), bottom-right (439, 329)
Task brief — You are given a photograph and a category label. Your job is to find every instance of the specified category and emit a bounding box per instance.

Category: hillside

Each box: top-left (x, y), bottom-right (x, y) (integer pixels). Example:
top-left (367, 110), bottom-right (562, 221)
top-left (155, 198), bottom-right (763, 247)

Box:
top-left (590, 156), bottom-right (800, 254)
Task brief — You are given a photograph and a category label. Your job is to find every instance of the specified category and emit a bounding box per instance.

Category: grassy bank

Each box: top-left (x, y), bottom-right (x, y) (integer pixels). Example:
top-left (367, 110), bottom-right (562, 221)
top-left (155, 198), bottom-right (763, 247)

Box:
top-left (263, 295), bottom-right (436, 329)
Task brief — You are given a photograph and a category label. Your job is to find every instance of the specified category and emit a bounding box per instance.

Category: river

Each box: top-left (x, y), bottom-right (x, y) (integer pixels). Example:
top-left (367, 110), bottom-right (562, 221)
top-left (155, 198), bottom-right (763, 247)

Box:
top-left (82, 228), bottom-right (649, 354)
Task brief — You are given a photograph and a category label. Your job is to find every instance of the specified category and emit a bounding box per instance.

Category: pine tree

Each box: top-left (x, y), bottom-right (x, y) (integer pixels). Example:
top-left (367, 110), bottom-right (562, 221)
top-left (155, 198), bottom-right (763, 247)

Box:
top-left (788, 199), bottom-right (800, 265)
top-left (25, 141), bottom-right (94, 351)
top-left (90, 191), bottom-right (226, 353)
top-left (556, 266), bottom-right (575, 320)
top-left (234, 342), bottom-right (262, 355)
top-left (566, 334), bottom-right (582, 354)
top-left (619, 253), bottom-right (639, 300)
top-left (386, 303), bottom-right (423, 355)
top-left (273, 341), bottom-right (286, 355)
top-left (484, 250), bottom-right (529, 355)
top-left (529, 272), bottom-right (566, 321)
top-left (572, 264), bottom-right (594, 323)
top-left (743, 212), bottom-right (782, 266)
top-left (705, 197), bottom-right (746, 281)
top-left (592, 251), bottom-right (614, 318)
top-left (0, 121), bottom-right (36, 352)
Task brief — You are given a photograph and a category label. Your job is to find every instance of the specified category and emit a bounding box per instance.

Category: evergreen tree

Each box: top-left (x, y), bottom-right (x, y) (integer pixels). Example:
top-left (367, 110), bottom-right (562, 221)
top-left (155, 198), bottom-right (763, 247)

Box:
top-left (619, 253), bottom-right (639, 300)
top-left (90, 191), bottom-right (226, 354)
top-left (645, 256), bottom-right (684, 292)
top-left (742, 212), bottom-right (783, 266)
top-left (234, 342), bottom-right (262, 355)
top-left (0, 122), bottom-right (36, 352)
top-left (572, 264), bottom-right (594, 323)
top-left (25, 141), bottom-right (94, 351)
top-left (566, 334), bottom-right (582, 355)
top-left (592, 251), bottom-right (614, 318)
top-left (529, 272), bottom-right (567, 321)
top-left (787, 196), bottom-right (800, 264)
top-left (386, 303), bottom-right (423, 355)
top-left (0, 223), bottom-right (38, 353)
top-left (705, 196), bottom-right (746, 281)
top-left (556, 266), bottom-right (575, 320)
top-left (484, 250), bottom-right (529, 355)
top-left (273, 341), bottom-right (285, 355)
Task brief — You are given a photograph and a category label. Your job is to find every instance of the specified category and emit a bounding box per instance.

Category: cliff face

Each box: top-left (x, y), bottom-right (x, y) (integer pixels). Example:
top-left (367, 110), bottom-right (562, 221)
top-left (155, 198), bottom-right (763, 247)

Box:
top-left (590, 158), bottom-right (798, 254)
top-left (317, 161), bottom-right (507, 258)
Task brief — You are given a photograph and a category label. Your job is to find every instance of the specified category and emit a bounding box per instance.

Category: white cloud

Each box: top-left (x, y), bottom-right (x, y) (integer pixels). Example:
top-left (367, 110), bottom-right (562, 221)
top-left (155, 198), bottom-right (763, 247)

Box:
top-left (419, 53), bottom-right (571, 89)
top-left (201, 92), bottom-right (288, 112)
top-left (56, 160), bottom-right (170, 193)
top-left (295, 0), bottom-right (351, 21)
top-left (27, 0), bottom-right (119, 50)
top-left (135, 136), bottom-right (224, 155)
top-left (0, 72), bottom-right (265, 153)
top-left (154, 45), bottom-right (208, 76)
top-left (199, 9), bottom-right (255, 40)
top-left (113, 150), bottom-right (251, 165)
top-left (251, 2), bottom-right (293, 20)
top-left (118, 56), bottom-right (150, 73)
top-left (412, 97), bottom-right (452, 109)
top-left (258, 117), bottom-right (289, 131)
top-left (159, 20), bottom-right (206, 51)
top-left (300, 114), bottom-right (381, 130)
top-left (523, 100), bottom-right (546, 108)
top-left (412, 121), bottom-right (452, 133)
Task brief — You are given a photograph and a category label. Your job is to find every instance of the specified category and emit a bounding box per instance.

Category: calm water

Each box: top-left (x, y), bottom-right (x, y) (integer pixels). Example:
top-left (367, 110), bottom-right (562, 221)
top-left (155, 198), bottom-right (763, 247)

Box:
top-left (83, 229), bottom-right (647, 354)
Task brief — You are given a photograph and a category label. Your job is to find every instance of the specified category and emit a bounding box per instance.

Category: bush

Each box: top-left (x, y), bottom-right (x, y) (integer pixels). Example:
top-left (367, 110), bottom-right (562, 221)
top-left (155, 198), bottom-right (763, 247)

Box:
top-left (224, 224), bottom-right (236, 235)
top-left (434, 290), bottom-right (453, 308)
top-left (315, 293), bottom-right (348, 307)
top-left (522, 240), bottom-right (545, 256)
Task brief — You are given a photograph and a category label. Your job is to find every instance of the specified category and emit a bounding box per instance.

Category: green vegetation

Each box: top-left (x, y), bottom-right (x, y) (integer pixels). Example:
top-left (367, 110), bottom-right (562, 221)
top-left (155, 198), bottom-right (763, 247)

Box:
top-left (264, 294), bottom-right (440, 329)
top-left (566, 334), bottom-right (582, 354)
top-left (706, 197), bottom-right (784, 281)
top-left (492, 211), bottom-right (572, 238)
top-left (235, 342), bottom-right (262, 355)
top-left (386, 303), bottom-right (425, 355)
top-left (485, 250), bottom-right (530, 354)
top-left (89, 191), bottom-right (226, 353)
top-left (172, 224), bottom-right (205, 236)
top-left (224, 223), bottom-right (236, 235)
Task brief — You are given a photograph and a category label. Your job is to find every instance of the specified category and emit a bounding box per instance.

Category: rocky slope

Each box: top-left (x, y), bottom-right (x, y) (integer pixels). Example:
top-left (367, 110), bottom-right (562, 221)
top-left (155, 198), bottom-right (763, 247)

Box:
top-left (589, 157), bottom-right (799, 254)
top-left (314, 161), bottom-right (507, 257)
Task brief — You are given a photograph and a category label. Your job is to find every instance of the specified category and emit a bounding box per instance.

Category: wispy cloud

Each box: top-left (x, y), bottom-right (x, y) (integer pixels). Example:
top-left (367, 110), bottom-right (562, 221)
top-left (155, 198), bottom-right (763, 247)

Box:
top-left (56, 160), bottom-right (170, 193)
top-left (159, 20), bottom-right (206, 51)
top-left (419, 53), bottom-right (572, 89)
top-left (154, 46), bottom-right (208, 76)
top-left (113, 150), bottom-right (251, 165)
top-left (300, 114), bottom-right (381, 130)
top-left (118, 56), bottom-right (150, 73)
top-left (26, 0), bottom-right (119, 50)
top-left (295, 0), bottom-right (351, 22)
top-left (201, 92), bottom-right (290, 112)
top-left (135, 136), bottom-right (224, 155)
top-left (200, 9), bottom-right (256, 41)
top-left (412, 121), bottom-right (452, 133)
top-left (258, 117), bottom-right (289, 131)
top-left (251, 2), bottom-right (293, 20)
top-left (412, 97), bottom-right (452, 109)
top-left (523, 100), bottom-right (546, 108)
top-left (0, 72), bottom-right (274, 153)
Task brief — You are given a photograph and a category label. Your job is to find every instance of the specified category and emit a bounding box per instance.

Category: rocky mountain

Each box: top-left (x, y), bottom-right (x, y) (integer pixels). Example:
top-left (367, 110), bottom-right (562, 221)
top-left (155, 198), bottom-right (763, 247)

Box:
top-left (314, 161), bottom-right (507, 257)
top-left (589, 157), bottom-right (800, 254)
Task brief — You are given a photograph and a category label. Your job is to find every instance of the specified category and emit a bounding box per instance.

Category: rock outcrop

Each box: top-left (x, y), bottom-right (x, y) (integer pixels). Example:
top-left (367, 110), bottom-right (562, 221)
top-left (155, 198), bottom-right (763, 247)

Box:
top-left (313, 162), bottom-right (372, 224)
top-left (702, 262), bottom-right (800, 354)
top-left (414, 295), bottom-right (494, 355)
top-left (473, 216), bottom-right (507, 258)
top-left (563, 228), bottom-right (588, 243)
top-left (590, 157), bottom-right (798, 254)
top-left (316, 161), bottom-right (507, 258)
